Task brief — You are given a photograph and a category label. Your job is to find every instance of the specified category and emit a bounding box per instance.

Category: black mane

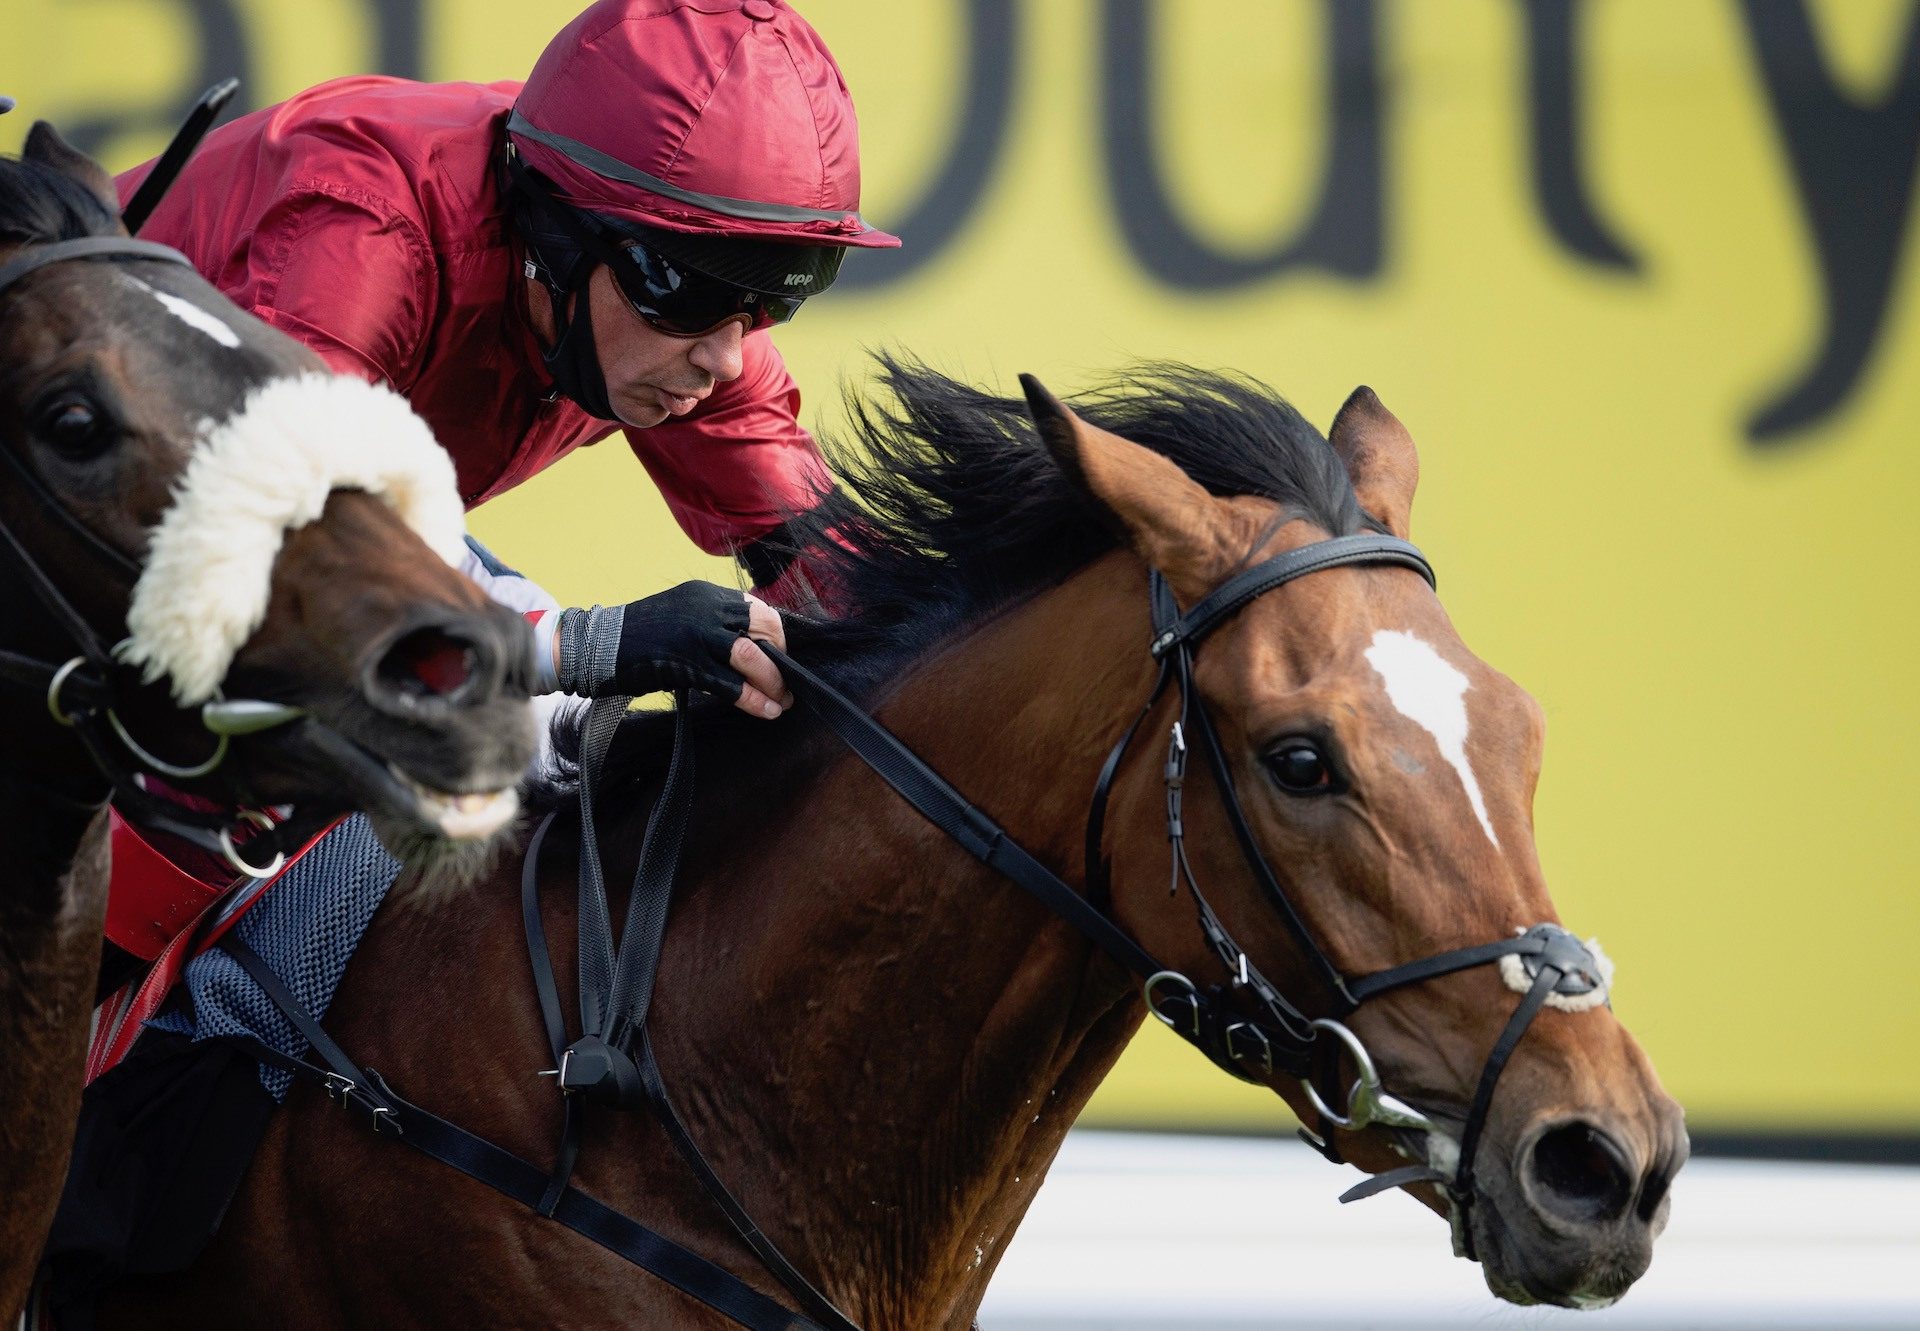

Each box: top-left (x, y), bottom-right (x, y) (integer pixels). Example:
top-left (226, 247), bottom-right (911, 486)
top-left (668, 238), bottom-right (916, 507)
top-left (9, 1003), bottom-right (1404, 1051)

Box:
top-left (0, 152), bottom-right (118, 246)
top-left (533, 354), bottom-right (1377, 809)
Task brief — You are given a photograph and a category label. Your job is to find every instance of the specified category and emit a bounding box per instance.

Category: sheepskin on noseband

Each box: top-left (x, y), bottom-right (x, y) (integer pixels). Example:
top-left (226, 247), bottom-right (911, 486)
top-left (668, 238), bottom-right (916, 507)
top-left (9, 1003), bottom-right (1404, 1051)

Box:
top-left (1498, 934), bottom-right (1615, 1013)
top-left (121, 374), bottom-right (468, 704)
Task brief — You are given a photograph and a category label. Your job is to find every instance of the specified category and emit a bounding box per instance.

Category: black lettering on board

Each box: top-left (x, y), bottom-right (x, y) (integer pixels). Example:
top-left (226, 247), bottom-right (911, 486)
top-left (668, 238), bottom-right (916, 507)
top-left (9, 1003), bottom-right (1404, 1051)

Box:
top-left (372, 0), bottom-right (427, 82)
top-left (1521, 0), bottom-right (1642, 271)
top-left (59, 0), bottom-right (253, 163)
top-left (1739, 0), bottom-right (1920, 445)
top-left (837, 0), bottom-right (1017, 293)
top-left (1099, 0), bottom-right (1385, 290)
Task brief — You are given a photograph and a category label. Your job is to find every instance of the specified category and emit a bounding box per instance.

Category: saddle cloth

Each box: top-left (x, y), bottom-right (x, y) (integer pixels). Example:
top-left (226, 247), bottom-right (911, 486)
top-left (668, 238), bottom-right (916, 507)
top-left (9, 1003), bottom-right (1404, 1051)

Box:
top-left (145, 815), bottom-right (401, 1097)
top-left (93, 815), bottom-right (402, 1098)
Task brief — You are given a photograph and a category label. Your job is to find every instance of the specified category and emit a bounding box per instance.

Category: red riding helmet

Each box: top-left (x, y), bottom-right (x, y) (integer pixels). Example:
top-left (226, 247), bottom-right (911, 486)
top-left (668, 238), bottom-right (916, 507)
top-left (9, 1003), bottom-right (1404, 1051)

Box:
top-left (510, 0), bottom-right (899, 250)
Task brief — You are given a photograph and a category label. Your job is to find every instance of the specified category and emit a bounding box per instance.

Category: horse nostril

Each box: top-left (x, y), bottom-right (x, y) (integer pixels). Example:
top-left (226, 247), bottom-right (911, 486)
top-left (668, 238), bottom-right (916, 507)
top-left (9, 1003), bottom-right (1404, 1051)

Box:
top-left (1528, 1122), bottom-right (1635, 1225)
top-left (375, 626), bottom-right (482, 702)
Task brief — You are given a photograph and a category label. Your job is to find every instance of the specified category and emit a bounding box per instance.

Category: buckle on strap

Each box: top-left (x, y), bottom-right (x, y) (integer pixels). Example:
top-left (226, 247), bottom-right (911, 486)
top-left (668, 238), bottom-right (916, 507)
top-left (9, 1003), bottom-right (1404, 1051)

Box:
top-left (1223, 1021), bottom-right (1274, 1078)
top-left (549, 1034), bottom-right (646, 1109)
top-left (321, 1068), bottom-right (403, 1137)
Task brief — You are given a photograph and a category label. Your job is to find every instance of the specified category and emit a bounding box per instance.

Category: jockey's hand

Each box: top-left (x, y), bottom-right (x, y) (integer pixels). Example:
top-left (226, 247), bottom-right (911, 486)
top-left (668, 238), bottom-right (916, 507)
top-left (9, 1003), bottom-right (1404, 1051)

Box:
top-left (555, 582), bottom-right (791, 719)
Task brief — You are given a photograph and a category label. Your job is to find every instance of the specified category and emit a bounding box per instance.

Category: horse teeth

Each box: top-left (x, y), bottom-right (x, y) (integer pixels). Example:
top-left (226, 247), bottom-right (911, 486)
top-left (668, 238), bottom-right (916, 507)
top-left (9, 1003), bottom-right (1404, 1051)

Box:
top-left (388, 766), bottom-right (518, 840)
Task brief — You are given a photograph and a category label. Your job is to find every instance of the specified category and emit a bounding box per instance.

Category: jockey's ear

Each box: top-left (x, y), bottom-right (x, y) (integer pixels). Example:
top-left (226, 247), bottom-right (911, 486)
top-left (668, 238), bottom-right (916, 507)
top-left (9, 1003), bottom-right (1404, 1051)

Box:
top-left (1019, 372), bottom-right (1235, 603)
top-left (1329, 386), bottom-right (1419, 540)
top-left (23, 121), bottom-right (128, 233)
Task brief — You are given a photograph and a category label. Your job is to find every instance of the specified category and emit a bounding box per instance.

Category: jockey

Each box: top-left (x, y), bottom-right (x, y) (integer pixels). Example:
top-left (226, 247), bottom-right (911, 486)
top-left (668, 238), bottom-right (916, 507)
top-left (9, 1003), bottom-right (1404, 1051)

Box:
top-left (101, 0), bottom-right (896, 973)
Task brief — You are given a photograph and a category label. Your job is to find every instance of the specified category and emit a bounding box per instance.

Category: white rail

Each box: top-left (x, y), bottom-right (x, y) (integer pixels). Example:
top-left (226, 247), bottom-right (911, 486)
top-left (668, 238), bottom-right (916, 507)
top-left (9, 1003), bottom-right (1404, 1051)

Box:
top-left (981, 1131), bottom-right (1920, 1329)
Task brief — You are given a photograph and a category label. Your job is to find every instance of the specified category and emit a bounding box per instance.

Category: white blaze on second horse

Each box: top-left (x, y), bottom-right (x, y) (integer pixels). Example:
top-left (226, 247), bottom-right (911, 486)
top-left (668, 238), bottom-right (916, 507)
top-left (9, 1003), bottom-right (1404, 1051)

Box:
top-left (1363, 629), bottom-right (1500, 849)
top-left (121, 373), bottom-right (469, 705)
top-left (122, 272), bottom-right (243, 348)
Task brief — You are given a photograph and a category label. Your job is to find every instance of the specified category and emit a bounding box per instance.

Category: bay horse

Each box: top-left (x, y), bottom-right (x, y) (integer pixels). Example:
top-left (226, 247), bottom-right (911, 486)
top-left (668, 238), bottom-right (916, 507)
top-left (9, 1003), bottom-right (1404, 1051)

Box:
top-left (0, 121), bottom-right (538, 1316)
top-left (105, 359), bottom-right (1685, 1327)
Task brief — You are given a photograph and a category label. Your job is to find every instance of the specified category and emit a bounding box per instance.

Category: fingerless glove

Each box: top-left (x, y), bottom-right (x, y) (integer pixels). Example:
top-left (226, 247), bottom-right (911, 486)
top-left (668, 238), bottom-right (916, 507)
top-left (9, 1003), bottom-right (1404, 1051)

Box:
top-left (555, 581), bottom-right (751, 699)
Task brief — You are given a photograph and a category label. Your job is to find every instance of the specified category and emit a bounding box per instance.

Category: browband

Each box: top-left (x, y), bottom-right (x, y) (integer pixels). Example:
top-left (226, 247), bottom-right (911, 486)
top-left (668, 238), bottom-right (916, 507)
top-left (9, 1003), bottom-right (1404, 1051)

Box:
top-left (1151, 534), bottom-right (1435, 659)
top-left (0, 237), bottom-right (194, 301)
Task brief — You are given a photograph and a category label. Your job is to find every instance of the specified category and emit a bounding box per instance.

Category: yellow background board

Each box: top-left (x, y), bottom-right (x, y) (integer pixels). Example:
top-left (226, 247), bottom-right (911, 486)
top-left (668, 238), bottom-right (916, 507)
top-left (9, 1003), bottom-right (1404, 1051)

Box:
top-left (8, 1), bottom-right (1917, 1132)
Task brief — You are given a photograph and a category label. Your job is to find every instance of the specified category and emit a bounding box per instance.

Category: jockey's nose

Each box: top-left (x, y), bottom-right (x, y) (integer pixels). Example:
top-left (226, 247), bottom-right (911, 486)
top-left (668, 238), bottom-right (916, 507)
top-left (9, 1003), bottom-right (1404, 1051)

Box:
top-left (688, 318), bottom-right (745, 383)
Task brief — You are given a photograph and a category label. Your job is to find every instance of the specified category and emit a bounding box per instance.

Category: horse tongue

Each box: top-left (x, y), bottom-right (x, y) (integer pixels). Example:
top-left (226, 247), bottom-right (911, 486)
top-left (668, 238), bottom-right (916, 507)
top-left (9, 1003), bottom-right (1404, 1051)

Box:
top-left (382, 629), bottom-right (476, 697)
top-left (409, 643), bottom-right (473, 695)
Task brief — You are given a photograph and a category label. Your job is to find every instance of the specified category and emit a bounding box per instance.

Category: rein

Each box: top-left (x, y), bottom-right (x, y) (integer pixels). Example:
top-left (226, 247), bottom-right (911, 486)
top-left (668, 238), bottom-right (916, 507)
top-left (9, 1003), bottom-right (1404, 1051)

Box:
top-left (0, 237), bottom-right (323, 878)
top-left (225, 530), bottom-right (1613, 1329)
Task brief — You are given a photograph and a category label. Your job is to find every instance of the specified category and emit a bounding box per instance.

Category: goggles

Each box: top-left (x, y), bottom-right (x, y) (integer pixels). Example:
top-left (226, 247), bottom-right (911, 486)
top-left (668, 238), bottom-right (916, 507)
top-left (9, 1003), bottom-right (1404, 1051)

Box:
top-left (605, 239), bottom-right (818, 338)
top-left (507, 149), bottom-right (842, 339)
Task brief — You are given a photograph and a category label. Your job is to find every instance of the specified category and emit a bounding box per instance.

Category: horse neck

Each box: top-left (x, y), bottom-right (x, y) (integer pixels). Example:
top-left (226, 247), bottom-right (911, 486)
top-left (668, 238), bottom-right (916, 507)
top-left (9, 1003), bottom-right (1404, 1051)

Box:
top-left (0, 772), bottom-right (109, 1318)
top-left (658, 552), bottom-right (1155, 1327)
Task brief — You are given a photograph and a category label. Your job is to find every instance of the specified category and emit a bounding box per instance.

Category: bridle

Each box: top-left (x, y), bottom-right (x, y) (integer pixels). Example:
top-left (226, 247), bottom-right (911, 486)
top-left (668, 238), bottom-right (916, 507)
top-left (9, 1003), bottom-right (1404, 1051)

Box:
top-left (762, 532), bottom-right (1612, 1258)
top-left (1072, 534), bottom-right (1611, 1238)
top-left (0, 84), bottom-right (320, 875)
top-left (0, 237), bottom-right (319, 877)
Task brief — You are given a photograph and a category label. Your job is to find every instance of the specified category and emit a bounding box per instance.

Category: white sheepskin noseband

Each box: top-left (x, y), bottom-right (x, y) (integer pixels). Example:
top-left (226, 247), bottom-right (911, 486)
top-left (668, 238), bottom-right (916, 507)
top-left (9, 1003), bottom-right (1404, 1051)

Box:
top-left (121, 374), bottom-right (469, 704)
top-left (1499, 934), bottom-right (1615, 1013)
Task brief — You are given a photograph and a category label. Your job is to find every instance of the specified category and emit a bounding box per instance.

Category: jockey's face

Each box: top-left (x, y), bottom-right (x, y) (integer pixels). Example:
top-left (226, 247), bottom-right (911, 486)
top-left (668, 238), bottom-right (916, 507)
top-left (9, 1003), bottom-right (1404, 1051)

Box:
top-left (585, 262), bottom-right (748, 428)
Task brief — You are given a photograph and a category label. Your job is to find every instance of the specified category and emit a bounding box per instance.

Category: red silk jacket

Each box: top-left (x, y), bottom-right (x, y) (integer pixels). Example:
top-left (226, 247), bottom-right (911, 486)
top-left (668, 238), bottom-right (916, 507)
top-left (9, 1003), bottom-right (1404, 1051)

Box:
top-left (115, 75), bottom-right (831, 552)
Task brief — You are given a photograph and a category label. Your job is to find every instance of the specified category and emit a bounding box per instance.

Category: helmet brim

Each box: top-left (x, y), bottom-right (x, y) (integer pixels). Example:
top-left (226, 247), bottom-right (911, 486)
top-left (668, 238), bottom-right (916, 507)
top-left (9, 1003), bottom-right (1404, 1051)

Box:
top-left (606, 220), bottom-right (848, 298)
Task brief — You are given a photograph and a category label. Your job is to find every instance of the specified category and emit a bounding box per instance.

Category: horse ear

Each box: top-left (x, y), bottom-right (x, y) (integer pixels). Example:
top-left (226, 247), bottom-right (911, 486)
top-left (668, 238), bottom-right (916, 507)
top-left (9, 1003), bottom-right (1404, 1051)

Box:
top-left (1329, 386), bottom-right (1419, 539)
top-left (1019, 373), bottom-right (1230, 590)
top-left (22, 121), bottom-right (127, 228)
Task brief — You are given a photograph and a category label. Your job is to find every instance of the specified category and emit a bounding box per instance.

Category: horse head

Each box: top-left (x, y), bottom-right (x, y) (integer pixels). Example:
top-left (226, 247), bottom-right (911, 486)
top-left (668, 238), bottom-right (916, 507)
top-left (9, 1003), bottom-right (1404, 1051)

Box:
top-left (1022, 376), bottom-right (1687, 1308)
top-left (0, 122), bottom-right (537, 875)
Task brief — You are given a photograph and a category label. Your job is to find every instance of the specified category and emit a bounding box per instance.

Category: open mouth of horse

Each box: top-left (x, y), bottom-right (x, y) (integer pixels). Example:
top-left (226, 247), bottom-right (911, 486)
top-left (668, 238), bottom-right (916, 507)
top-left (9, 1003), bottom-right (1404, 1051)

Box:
top-left (385, 767), bottom-right (520, 841)
top-left (109, 373), bottom-right (539, 858)
top-left (331, 732), bottom-right (523, 845)
top-left (271, 687), bottom-right (530, 854)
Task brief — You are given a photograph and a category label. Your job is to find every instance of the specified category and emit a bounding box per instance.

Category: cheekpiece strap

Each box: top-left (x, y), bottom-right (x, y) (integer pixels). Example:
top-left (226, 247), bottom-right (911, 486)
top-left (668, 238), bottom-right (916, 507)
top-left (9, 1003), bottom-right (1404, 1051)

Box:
top-left (1149, 534), bottom-right (1435, 659)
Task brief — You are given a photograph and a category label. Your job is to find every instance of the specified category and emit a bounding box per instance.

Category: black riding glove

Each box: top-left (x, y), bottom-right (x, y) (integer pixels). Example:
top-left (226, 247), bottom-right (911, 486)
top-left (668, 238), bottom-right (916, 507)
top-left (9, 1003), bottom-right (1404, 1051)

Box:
top-left (555, 581), bottom-right (753, 700)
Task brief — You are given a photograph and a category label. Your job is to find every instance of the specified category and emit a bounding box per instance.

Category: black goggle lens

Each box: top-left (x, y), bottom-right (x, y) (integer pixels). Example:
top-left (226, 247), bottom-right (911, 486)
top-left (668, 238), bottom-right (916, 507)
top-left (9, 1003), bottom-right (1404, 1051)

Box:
top-left (609, 242), bottom-right (802, 337)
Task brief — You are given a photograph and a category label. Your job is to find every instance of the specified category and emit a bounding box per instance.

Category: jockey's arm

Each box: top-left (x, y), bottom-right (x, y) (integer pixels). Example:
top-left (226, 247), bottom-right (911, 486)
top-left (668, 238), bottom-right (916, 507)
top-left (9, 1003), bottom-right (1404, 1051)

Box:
top-left (459, 538), bottom-right (790, 722)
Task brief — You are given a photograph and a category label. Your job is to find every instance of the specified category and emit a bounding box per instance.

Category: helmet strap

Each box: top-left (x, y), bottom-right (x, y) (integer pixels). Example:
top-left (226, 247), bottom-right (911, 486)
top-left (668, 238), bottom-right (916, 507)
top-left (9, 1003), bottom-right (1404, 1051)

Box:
top-left (541, 275), bottom-right (618, 422)
top-left (505, 146), bottom-right (621, 421)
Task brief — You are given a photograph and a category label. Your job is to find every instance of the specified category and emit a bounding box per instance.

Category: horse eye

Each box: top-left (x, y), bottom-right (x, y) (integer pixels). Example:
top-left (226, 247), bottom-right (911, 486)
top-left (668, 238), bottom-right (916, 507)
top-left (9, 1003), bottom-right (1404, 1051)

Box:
top-left (35, 395), bottom-right (114, 457)
top-left (1266, 741), bottom-right (1333, 794)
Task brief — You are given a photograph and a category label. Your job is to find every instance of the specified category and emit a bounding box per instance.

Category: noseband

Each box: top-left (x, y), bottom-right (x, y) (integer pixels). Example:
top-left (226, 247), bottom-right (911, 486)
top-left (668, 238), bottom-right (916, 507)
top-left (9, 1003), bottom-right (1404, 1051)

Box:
top-left (0, 238), bottom-right (315, 877)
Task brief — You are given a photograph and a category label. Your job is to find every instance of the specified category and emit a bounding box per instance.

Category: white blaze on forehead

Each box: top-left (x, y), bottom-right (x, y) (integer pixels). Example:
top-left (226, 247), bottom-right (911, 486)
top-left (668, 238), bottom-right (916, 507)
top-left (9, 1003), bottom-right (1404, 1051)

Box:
top-left (121, 374), bottom-right (469, 704)
top-left (122, 273), bottom-right (242, 348)
top-left (1363, 629), bottom-right (1500, 848)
